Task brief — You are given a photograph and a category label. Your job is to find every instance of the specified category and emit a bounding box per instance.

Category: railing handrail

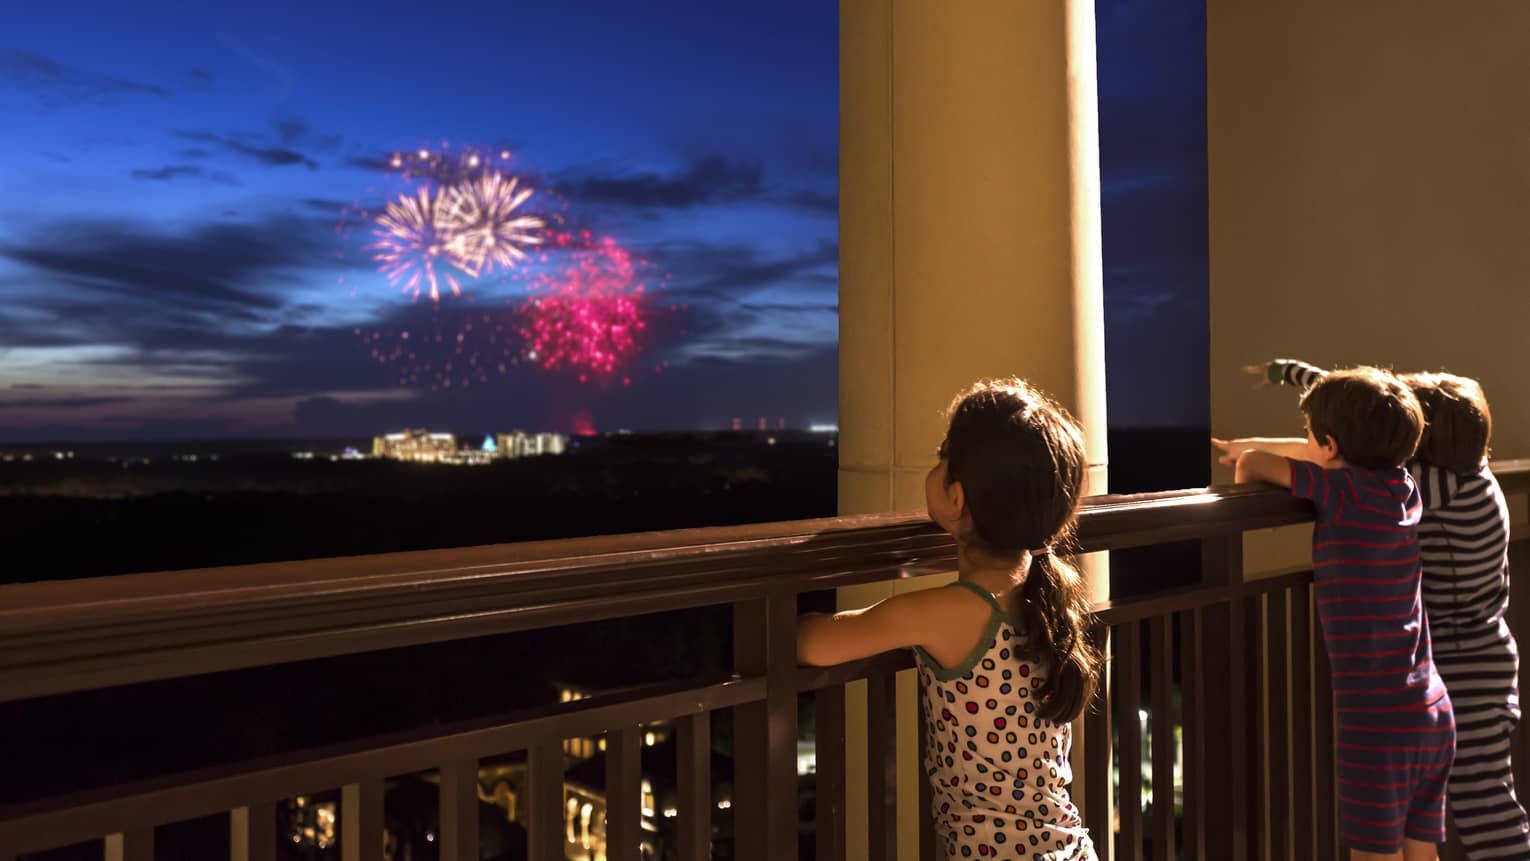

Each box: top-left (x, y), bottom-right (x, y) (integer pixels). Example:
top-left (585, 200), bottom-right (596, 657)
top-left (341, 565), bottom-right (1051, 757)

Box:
top-left (2, 459), bottom-right (1525, 704)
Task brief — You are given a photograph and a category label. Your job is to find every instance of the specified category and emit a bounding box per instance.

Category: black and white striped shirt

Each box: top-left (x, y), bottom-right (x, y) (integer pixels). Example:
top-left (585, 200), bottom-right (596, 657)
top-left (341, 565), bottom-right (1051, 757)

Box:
top-left (1270, 358), bottom-right (1515, 658)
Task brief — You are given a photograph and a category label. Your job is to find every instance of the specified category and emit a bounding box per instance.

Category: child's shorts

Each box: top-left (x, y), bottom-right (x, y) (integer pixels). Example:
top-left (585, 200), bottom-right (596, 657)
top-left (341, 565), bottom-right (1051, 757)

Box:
top-left (1336, 717), bottom-right (1456, 853)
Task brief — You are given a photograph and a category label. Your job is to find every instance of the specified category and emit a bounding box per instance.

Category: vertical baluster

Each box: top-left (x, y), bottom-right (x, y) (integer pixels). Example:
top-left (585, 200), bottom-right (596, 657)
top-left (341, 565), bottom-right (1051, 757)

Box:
top-left (917, 692), bottom-right (937, 861)
top-left (231, 802), bottom-right (276, 861)
top-left (1116, 620), bottom-right (1143, 861)
top-left (1180, 608), bottom-right (1204, 861)
top-left (815, 685), bottom-right (847, 861)
top-left (103, 829), bottom-right (153, 861)
top-left (1314, 593), bottom-right (1338, 859)
top-left (763, 591), bottom-right (801, 861)
top-left (604, 729), bottom-right (642, 861)
top-left (733, 592), bottom-right (799, 861)
top-left (527, 738), bottom-right (566, 861)
top-left (1201, 535), bottom-right (1247, 861)
top-left (1267, 589), bottom-right (1292, 861)
top-left (1150, 615), bottom-right (1176, 861)
top-left (1511, 539), bottom-right (1530, 797)
top-left (342, 779), bottom-right (384, 861)
top-left (1084, 623), bottom-right (1114, 861)
top-left (866, 669), bottom-right (899, 861)
top-left (733, 598), bottom-right (768, 861)
top-left (1246, 594), bottom-right (1267, 860)
top-left (1289, 581), bottom-right (1314, 859)
top-left (439, 760), bottom-right (480, 861)
top-left (677, 712), bottom-right (712, 861)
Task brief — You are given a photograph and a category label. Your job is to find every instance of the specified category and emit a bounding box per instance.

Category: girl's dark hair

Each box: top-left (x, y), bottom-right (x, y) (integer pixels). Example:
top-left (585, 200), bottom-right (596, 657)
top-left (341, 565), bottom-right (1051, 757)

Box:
top-left (939, 378), bottom-right (1101, 723)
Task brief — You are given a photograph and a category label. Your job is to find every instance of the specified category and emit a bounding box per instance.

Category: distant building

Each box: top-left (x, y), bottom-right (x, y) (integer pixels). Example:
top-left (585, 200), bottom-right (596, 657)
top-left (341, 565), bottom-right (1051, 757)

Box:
top-left (372, 429), bottom-right (458, 463)
top-left (495, 431), bottom-right (568, 460)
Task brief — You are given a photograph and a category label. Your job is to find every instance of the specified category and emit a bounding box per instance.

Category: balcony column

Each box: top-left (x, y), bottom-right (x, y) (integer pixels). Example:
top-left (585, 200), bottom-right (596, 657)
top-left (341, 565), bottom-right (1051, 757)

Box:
top-left (838, 1), bottom-right (1108, 858)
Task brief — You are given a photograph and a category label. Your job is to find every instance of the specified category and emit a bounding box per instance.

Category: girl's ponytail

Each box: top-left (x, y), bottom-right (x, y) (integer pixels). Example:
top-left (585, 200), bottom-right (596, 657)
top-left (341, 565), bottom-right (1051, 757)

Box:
top-left (1013, 548), bottom-right (1100, 723)
top-left (942, 378), bottom-right (1101, 723)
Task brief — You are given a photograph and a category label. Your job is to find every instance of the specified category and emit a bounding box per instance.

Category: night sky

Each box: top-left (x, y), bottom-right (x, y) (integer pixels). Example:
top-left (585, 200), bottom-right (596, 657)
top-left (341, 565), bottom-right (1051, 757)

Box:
top-left (0, 0), bottom-right (1205, 442)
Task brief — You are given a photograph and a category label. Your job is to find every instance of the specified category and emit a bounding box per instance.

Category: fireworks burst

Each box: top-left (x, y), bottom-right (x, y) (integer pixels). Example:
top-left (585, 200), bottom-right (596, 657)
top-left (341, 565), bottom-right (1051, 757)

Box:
top-left (347, 144), bottom-right (672, 386)
top-left (517, 234), bottom-right (649, 379)
top-left (443, 173), bottom-right (545, 277)
top-left (520, 293), bottom-right (645, 379)
top-left (371, 187), bottom-right (463, 303)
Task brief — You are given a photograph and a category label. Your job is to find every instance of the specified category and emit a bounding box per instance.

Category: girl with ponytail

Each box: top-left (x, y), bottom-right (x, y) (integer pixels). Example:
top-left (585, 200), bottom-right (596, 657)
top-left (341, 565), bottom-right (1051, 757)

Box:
top-left (798, 378), bottom-right (1101, 859)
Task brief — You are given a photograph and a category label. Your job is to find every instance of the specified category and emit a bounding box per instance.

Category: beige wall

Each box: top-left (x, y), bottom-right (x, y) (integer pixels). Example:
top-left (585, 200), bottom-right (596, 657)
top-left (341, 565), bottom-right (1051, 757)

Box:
top-left (1209, 3), bottom-right (1530, 572)
top-left (839, 0), bottom-right (1107, 857)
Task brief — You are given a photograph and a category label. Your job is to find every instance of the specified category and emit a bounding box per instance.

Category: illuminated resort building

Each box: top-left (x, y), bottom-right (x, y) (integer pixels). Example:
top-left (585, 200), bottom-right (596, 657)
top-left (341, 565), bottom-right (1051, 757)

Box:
top-left (371, 429), bottom-right (568, 464)
top-left (371, 429), bottom-right (458, 463)
top-left (495, 431), bottom-right (569, 459)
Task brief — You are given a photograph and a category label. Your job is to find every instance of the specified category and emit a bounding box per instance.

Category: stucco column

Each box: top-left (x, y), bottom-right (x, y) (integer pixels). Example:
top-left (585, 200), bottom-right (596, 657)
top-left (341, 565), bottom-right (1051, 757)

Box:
top-left (838, 1), bottom-right (1109, 857)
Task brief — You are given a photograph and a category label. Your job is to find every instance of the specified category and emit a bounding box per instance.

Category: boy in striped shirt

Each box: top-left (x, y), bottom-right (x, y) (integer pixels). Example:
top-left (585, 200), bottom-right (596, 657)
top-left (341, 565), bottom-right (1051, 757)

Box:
top-left (1235, 359), bottom-right (1528, 860)
top-left (1220, 366), bottom-right (1455, 861)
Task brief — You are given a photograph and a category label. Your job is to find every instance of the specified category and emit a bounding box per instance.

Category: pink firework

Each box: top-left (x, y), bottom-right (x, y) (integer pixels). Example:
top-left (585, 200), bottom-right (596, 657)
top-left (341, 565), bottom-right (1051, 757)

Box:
top-left (517, 234), bottom-right (650, 377)
top-left (371, 187), bottom-right (463, 303)
top-left (519, 293), bottom-right (645, 377)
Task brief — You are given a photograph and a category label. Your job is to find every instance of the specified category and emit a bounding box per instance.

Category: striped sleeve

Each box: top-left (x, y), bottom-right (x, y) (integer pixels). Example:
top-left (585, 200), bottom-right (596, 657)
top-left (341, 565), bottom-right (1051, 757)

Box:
top-left (1408, 460), bottom-right (1460, 512)
top-left (1289, 458), bottom-right (1329, 513)
top-left (1267, 358), bottom-right (1327, 392)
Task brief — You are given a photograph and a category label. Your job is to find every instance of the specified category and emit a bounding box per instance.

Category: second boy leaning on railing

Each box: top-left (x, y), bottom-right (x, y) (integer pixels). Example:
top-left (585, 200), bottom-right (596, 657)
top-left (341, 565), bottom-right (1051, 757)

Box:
top-left (1220, 360), bottom-right (1530, 861)
top-left (797, 378), bottom-right (1101, 860)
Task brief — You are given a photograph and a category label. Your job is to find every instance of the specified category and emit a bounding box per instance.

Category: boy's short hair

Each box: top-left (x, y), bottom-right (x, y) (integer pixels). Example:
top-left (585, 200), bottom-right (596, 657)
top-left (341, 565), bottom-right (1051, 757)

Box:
top-left (1299, 367), bottom-right (1423, 470)
top-left (1401, 372), bottom-right (1492, 474)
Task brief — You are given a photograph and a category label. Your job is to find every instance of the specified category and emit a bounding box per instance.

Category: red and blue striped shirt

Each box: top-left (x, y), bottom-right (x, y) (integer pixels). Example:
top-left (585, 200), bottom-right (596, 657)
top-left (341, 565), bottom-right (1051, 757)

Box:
top-left (1290, 459), bottom-right (1450, 719)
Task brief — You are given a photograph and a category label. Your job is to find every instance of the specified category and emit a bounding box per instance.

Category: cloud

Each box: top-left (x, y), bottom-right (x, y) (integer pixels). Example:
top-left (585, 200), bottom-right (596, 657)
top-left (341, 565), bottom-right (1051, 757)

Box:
top-left (778, 190), bottom-right (837, 214)
top-left (738, 302), bottom-right (838, 314)
top-left (301, 198), bottom-right (351, 213)
top-left (273, 117), bottom-right (308, 146)
top-left (1, 396), bottom-right (135, 409)
top-left (346, 154), bottom-right (395, 173)
top-left (558, 155), bottom-right (764, 210)
top-left (0, 215), bottom-right (329, 315)
top-left (655, 239), bottom-right (838, 298)
top-left (174, 129), bottom-right (319, 170)
top-left (0, 49), bottom-right (170, 105)
top-left (129, 165), bottom-right (241, 185)
top-left (189, 68), bottom-right (214, 85)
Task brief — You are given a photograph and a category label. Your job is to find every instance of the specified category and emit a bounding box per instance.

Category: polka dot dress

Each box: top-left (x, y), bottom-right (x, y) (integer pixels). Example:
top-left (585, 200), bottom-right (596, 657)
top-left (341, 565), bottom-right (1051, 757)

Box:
top-left (915, 581), bottom-right (1096, 860)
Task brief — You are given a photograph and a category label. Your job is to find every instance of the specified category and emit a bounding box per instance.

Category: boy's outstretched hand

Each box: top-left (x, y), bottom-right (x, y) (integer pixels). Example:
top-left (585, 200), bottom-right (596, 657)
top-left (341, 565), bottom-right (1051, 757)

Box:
top-left (1211, 437), bottom-right (1244, 466)
top-left (1241, 363), bottom-right (1271, 389)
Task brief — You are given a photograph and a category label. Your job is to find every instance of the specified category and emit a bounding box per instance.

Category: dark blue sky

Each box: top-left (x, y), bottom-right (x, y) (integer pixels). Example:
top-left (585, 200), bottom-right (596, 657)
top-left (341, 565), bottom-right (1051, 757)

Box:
top-left (0, 0), bottom-right (1204, 441)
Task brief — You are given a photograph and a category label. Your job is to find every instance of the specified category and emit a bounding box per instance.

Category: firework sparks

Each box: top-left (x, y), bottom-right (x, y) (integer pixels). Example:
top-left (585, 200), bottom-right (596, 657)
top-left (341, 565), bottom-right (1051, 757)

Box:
top-left (380, 145), bottom-right (519, 187)
top-left (517, 234), bottom-right (649, 378)
top-left (355, 309), bottom-right (521, 390)
top-left (443, 173), bottom-right (545, 277)
top-left (371, 187), bottom-right (463, 303)
top-left (519, 293), bottom-right (644, 378)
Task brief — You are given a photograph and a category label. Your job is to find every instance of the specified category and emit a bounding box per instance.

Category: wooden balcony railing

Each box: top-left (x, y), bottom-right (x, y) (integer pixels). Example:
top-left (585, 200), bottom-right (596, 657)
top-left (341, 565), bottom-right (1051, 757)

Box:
top-left (1, 460), bottom-right (1526, 861)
